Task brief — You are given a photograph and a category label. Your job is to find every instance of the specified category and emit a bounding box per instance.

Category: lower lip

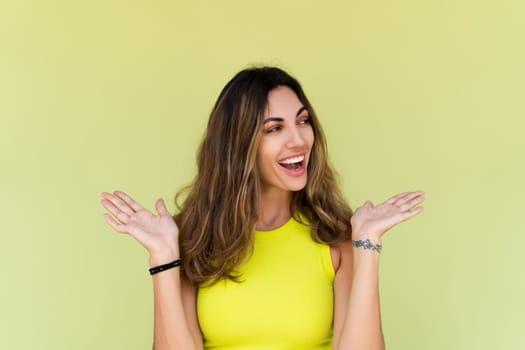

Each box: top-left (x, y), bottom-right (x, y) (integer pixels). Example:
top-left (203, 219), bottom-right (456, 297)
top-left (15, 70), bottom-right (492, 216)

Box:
top-left (278, 161), bottom-right (306, 176)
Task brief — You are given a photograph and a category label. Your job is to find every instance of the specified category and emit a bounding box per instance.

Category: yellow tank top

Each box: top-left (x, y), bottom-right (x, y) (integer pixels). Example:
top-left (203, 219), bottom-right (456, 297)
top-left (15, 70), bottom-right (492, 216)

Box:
top-left (197, 216), bottom-right (335, 349)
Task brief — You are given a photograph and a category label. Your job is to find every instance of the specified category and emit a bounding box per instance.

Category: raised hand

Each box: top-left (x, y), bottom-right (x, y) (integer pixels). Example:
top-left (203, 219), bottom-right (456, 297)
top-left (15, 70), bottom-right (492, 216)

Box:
top-left (100, 191), bottom-right (179, 257)
top-left (350, 191), bottom-right (425, 241)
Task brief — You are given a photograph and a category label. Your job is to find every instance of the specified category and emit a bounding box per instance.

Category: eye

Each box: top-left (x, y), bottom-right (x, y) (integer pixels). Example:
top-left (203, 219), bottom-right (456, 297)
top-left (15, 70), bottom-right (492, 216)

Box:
top-left (298, 117), bottom-right (311, 125)
top-left (265, 125), bottom-right (282, 133)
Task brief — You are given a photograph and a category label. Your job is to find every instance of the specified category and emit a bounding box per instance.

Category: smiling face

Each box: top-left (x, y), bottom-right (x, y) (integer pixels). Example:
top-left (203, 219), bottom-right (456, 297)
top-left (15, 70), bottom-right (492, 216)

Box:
top-left (256, 86), bottom-right (315, 194)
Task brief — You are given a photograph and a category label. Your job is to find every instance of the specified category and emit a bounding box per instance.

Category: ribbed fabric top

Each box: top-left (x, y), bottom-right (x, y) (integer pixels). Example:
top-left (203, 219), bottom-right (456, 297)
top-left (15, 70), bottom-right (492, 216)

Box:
top-left (197, 216), bottom-right (335, 349)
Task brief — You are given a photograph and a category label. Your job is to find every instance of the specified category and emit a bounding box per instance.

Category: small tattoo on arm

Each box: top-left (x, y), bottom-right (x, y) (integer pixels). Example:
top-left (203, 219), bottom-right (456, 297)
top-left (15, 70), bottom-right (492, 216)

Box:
top-left (352, 239), bottom-right (382, 252)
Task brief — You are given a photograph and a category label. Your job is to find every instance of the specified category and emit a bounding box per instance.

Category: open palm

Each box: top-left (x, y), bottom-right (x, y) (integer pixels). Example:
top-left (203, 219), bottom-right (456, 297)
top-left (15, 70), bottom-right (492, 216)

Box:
top-left (351, 191), bottom-right (425, 241)
top-left (100, 191), bottom-right (179, 255)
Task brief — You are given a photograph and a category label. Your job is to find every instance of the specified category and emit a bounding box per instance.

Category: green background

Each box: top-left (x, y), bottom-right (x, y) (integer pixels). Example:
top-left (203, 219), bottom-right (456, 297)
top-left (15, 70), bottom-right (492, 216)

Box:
top-left (1, 1), bottom-right (524, 349)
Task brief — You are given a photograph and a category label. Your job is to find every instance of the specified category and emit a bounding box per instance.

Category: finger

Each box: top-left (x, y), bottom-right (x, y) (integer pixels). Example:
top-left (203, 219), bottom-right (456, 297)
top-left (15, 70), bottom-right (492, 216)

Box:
top-left (397, 193), bottom-right (426, 212)
top-left (393, 191), bottom-right (425, 208)
top-left (156, 198), bottom-right (170, 216)
top-left (103, 213), bottom-right (128, 233)
top-left (100, 192), bottom-right (135, 216)
top-left (385, 192), bottom-right (411, 204)
top-left (100, 198), bottom-right (131, 224)
top-left (113, 191), bottom-right (145, 212)
top-left (398, 206), bottom-right (424, 221)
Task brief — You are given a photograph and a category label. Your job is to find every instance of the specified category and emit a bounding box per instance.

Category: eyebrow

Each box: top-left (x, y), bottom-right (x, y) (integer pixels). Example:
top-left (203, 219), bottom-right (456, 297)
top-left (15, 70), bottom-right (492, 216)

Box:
top-left (263, 106), bottom-right (308, 124)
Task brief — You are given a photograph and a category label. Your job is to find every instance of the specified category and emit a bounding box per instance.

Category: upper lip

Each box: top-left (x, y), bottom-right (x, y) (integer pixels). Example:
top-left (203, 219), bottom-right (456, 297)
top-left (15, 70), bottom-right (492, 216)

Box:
top-left (278, 153), bottom-right (306, 163)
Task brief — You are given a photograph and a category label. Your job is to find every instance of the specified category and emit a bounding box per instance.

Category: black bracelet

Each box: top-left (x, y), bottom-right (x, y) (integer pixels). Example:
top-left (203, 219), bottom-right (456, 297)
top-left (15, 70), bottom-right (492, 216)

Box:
top-left (352, 239), bottom-right (382, 252)
top-left (149, 258), bottom-right (183, 275)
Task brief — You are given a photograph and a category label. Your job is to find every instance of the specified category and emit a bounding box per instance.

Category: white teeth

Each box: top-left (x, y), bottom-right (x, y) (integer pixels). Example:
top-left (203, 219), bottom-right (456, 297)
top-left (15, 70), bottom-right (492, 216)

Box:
top-left (278, 155), bottom-right (305, 165)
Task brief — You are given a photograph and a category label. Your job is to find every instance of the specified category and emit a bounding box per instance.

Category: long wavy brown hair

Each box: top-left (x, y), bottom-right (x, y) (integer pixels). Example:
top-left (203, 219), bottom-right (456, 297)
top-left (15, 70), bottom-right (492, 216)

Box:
top-left (174, 66), bottom-right (353, 286)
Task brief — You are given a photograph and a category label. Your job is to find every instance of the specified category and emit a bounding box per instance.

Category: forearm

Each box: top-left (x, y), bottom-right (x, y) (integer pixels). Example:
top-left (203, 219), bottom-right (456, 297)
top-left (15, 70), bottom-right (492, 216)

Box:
top-left (150, 253), bottom-right (196, 350)
top-left (337, 247), bottom-right (385, 350)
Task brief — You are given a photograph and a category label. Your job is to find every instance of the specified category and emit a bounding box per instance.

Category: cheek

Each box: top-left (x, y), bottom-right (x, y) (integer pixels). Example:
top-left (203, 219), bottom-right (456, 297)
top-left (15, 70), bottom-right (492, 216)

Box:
top-left (257, 138), bottom-right (280, 160)
top-left (305, 128), bottom-right (315, 149)
top-left (256, 142), bottom-right (276, 173)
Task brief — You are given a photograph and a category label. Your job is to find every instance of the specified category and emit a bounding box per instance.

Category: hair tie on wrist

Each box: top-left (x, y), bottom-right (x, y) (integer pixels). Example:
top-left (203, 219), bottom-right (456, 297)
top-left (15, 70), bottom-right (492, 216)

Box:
top-left (149, 258), bottom-right (183, 275)
top-left (352, 239), bottom-right (382, 252)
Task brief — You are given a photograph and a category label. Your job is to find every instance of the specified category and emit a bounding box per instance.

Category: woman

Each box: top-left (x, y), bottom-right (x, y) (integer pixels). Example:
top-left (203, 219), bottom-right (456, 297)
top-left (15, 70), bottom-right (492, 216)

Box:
top-left (100, 66), bottom-right (425, 349)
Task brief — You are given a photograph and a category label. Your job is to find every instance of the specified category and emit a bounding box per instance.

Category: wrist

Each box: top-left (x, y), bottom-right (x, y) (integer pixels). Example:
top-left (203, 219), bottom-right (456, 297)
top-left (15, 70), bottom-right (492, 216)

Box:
top-left (351, 231), bottom-right (383, 253)
top-left (149, 258), bottom-right (182, 275)
top-left (352, 238), bottom-right (383, 253)
top-left (148, 248), bottom-right (180, 267)
top-left (352, 230), bottom-right (382, 243)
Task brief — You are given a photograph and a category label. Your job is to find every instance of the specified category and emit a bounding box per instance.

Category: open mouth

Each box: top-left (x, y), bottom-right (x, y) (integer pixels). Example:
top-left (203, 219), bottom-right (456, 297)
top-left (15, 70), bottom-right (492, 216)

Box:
top-left (278, 155), bottom-right (305, 171)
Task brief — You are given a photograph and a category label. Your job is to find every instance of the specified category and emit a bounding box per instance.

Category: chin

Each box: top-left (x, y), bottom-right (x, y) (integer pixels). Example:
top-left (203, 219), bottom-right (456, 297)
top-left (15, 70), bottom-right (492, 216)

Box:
top-left (285, 178), bottom-right (308, 192)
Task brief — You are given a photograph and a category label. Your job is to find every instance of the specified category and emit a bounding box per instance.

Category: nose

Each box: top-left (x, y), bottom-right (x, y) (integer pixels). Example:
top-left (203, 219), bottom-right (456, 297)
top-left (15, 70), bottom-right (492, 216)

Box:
top-left (285, 124), bottom-right (307, 149)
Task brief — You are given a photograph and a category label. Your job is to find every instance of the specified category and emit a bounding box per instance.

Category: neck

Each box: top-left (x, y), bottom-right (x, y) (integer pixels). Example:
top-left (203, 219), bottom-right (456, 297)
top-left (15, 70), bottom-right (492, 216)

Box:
top-left (257, 187), bottom-right (293, 231)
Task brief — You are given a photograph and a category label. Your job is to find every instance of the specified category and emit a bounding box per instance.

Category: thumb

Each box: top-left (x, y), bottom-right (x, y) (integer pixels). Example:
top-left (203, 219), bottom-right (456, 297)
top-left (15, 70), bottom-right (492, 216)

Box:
top-left (155, 198), bottom-right (170, 216)
top-left (364, 200), bottom-right (374, 208)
